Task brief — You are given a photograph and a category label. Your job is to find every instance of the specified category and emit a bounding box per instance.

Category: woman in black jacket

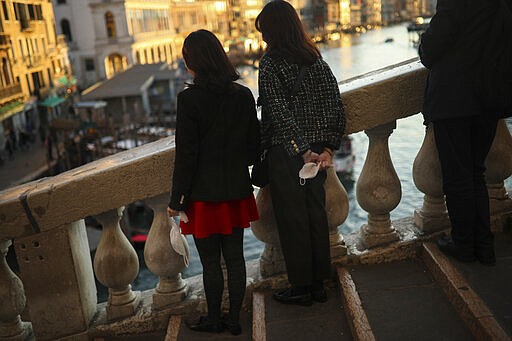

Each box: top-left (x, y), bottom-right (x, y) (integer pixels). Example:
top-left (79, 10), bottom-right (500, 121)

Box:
top-left (255, 1), bottom-right (346, 306)
top-left (168, 30), bottom-right (260, 334)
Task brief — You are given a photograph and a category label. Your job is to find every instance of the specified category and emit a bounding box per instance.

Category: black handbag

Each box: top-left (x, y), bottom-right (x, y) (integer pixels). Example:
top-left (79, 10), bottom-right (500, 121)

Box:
top-left (251, 149), bottom-right (269, 188)
top-left (251, 66), bottom-right (307, 187)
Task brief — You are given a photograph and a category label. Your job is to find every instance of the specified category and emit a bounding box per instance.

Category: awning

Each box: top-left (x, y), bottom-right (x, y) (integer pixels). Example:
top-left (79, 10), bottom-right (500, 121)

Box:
top-left (0, 100), bottom-right (25, 122)
top-left (40, 96), bottom-right (67, 108)
top-left (55, 75), bottom-right (77, 87)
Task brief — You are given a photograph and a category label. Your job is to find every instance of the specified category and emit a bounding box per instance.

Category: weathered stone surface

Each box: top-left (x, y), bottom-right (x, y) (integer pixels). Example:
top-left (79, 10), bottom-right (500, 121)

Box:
top-left (337, 267), bottom-right (375, 341)
top-left (0, 138), bottom-right (176, 240)
top-left (14, 222), bottom-right (96, 340)
top-left (341, 59), bottom-right (427, 135)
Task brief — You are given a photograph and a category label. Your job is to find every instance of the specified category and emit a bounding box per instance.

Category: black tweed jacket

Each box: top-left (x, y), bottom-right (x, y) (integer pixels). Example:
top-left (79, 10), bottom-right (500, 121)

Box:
top-left (258, 54), bottom-right (346, 156)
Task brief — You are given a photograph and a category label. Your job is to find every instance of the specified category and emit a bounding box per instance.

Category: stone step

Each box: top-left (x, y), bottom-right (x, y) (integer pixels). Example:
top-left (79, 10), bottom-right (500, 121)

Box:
top-left (171, 310), bottom-right (252, 341)
top-left (442, 232), bottom-right (512, 338)
top-left (252, 285), bottom-right (353, 341)
top-left (338, 258), bottom-right (473, 340)
top-left (422, 242), bottom-right (511, 340)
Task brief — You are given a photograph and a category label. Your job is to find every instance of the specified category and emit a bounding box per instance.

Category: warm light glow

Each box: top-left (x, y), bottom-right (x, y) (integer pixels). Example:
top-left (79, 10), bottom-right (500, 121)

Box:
top-left (215, 2), bottom-right (226, 12)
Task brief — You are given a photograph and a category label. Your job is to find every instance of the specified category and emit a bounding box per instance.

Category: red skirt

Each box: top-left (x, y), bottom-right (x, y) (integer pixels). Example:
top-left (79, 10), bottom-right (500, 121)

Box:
top-left (180, 195), bottom-right (259, 238)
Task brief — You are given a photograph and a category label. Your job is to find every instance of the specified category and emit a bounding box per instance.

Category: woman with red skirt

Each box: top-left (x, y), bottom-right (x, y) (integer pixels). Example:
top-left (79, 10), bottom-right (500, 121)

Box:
top-left (167, 30), bottom-right (260, 335)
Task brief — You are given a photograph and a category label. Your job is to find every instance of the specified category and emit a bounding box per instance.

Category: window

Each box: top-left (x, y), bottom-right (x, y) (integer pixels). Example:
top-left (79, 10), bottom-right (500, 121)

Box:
top-left (105, 12), bottom-right (116, 38)
top-left (57, 0), bottom-right (66, 4)
top-left (1, 1), bottom-right (8, 20)
top-left (28, 4), bottom-right (35, 20)
top-left (60, 19), bottom-right (72, 42)
top-left (85, 58), bottom-right (95, 71)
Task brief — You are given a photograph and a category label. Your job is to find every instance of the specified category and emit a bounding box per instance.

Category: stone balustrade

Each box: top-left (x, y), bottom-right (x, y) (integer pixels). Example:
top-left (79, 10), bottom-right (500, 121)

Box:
top-left (0, 58), bottom-right (511, 340)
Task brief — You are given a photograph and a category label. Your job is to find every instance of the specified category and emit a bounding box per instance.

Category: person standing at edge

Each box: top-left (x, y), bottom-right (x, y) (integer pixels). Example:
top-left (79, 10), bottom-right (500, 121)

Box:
top-left (419, 0), bottom-right (511, 266)
top-left (255, 0), bottom-right (346, 305)
top-left (167, 30), bottom-right (260, 334)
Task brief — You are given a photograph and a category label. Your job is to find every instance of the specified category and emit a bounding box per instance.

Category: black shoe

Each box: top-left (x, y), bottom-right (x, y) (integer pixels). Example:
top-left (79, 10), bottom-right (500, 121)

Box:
top-left (436, 237), bottom-right (476, 263)
top-left (272, 287), bottom-right (312, 306)
top-left (222, 316), bottom-right (242, 336)
top-left (311, 289), bottom-right (328, 303)
top-left (311, 280), bottom-right (328, 303)
top-left (187, 316), bottom-right (224, 333)
top-left (476, 246), bottom-right (496, 266)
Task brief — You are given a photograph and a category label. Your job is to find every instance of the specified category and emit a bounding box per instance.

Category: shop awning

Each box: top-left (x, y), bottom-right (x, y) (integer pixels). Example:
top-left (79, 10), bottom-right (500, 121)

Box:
top-left (56, 75), bottom-right (77, 87)
top-left (0, 100), bottom-right (25, 122)
top-left (40, 96), bottom-right (67, 108)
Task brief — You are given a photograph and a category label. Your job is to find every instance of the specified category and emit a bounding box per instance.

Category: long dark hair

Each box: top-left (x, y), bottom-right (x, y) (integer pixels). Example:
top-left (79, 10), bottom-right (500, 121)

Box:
top-left (255, 0), bottom-right (321, 65)
top-left (182, 29), bottom-right (239, 89)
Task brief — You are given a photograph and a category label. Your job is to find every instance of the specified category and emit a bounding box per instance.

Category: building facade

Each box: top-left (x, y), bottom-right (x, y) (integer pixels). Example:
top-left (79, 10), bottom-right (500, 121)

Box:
top-left (0, 0), bottom-right (71, 147)
top-left (53, 0), bottom-right (177, 89)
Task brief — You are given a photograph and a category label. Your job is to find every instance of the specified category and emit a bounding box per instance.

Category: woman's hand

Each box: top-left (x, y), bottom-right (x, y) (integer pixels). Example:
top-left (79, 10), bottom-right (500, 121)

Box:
top-left (167, 207), bottom-right (180, 217)
top-left (318, 148), bottom-right (333, 170)
top-left (302, 149), bottom-right (319, 163)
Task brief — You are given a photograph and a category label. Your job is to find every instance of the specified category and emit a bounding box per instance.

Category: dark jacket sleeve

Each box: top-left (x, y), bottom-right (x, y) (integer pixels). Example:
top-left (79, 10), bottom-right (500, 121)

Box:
top-left (419, 0), bottom-right (461, 69)
top-left (246, 92), bottom-right (261, 166)
top-left (169, 92), bottom-right (200, 211)
top-left (258, 56), bottom-right (310, 156)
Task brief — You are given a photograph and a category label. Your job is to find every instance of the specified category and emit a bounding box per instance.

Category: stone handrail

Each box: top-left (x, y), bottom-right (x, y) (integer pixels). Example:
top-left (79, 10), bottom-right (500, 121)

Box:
top-left (4, 58), bottom-right (510, 340)
top-left (0, 59), bottom-right (427, 241)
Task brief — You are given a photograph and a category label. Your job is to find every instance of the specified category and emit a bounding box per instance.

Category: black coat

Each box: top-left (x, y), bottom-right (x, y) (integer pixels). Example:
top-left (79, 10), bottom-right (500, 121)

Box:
top-left (419, 0), bottom-right (500, 122)
top-left (169, 82), bottom-right (260, 211)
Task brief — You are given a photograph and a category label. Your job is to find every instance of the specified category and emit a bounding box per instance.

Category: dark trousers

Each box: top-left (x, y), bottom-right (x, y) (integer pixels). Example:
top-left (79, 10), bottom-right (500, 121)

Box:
top-left (194, 228), bottom-right (246, 324)
top-left (433, 115), bottom-right (498, 249)
top-left (268, 145), bottom-right (331, 287)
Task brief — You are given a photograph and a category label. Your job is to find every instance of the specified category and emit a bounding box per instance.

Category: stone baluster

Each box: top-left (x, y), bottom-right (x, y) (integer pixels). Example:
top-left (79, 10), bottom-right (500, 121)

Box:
top-left (357, 121), bottom-right (401, 248)
top-left (144, 194), bottom-right (188, 309)
top-left (251, 187), bottom-right (286, 278)
top-left (94, 207), bottom-right (141, 321)
top-left (0, 240), bottom-right (31, 341)
top-left (324, 167), bottom-right (349, 257)
top-left (485, 119), bottom-right (512, 231)
top-left (412, 124), bottom-right (450, 233)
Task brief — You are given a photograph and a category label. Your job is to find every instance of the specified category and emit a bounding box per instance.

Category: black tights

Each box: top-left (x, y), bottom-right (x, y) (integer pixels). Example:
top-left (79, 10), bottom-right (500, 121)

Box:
top-left (194, 228), bottom-right (246, 324)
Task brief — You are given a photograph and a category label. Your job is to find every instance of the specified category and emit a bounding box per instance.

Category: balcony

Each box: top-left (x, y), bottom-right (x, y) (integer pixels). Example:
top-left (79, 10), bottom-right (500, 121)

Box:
top-left (0, 33), bottom-right (10, 48)
top-left (0, 59), bottom-right (511, 340)
top-left (0, 83), bottom-right (23, 105)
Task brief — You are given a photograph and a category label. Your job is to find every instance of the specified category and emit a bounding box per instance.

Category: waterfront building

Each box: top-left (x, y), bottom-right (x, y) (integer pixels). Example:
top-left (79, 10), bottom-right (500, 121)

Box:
top-left (362, 0), bottom-right (382, 25)
top-left (405, 0), bottom-right (435, 18)
top-left (0, 0), bottom-right (71, 148)
top-left (53, 0), bottom-right (176, 89)
top-left (381, 0), bottom-right (397, 25)
top-left (350, 0), bottom-right (362, 27)
top-left (170, 0), bottom-right (229, 53)
top-left (339, 0), bottom-right (351, 28)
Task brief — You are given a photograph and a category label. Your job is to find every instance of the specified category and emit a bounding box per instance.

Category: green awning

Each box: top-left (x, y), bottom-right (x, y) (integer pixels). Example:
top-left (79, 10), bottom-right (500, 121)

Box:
top-left (56, 75), bottom-right (77, 87)
top-left (0, 100), bottom-right (24, 122)
top-left (40, 96), bottom-right (67, 108)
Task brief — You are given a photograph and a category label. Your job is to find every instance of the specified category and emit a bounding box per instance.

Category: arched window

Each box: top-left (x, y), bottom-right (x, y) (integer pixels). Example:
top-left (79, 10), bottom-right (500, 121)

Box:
top-left (60, 18), bottom-right (72, 42)
top-left (105, 12), bottom-right (116, 38)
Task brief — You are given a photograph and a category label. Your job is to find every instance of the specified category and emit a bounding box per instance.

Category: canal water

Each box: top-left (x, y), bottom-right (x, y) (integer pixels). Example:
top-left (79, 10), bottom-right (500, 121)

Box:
top-left (128, 23), bottom-right (511, 296)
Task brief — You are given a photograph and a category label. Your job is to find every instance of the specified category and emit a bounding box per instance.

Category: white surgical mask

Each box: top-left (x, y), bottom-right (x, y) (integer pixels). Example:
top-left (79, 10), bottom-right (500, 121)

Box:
top-left (299, 162), bottom-right (320, 185)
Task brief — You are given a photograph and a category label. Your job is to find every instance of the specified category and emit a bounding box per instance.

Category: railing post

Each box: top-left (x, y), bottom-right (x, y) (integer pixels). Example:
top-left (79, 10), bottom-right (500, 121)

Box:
top-left (144, 194), bottom-right (188, 309)
top-left (93, 207), bottom-right (141, 321)
top-left (251, 187), bottom-right (286, 278)
top-left (357, 121), bottom-right (401, 248)
top-left (324, 167), bottom-right (348, 257)
top-left (14, 220), bottom-right (96, 340)
top-left (0, 240), bottom-right (31, 341)
top-left (485, 119), bottom-right (512, 231)
top-left (413, 124), bottom-right (450, 233)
